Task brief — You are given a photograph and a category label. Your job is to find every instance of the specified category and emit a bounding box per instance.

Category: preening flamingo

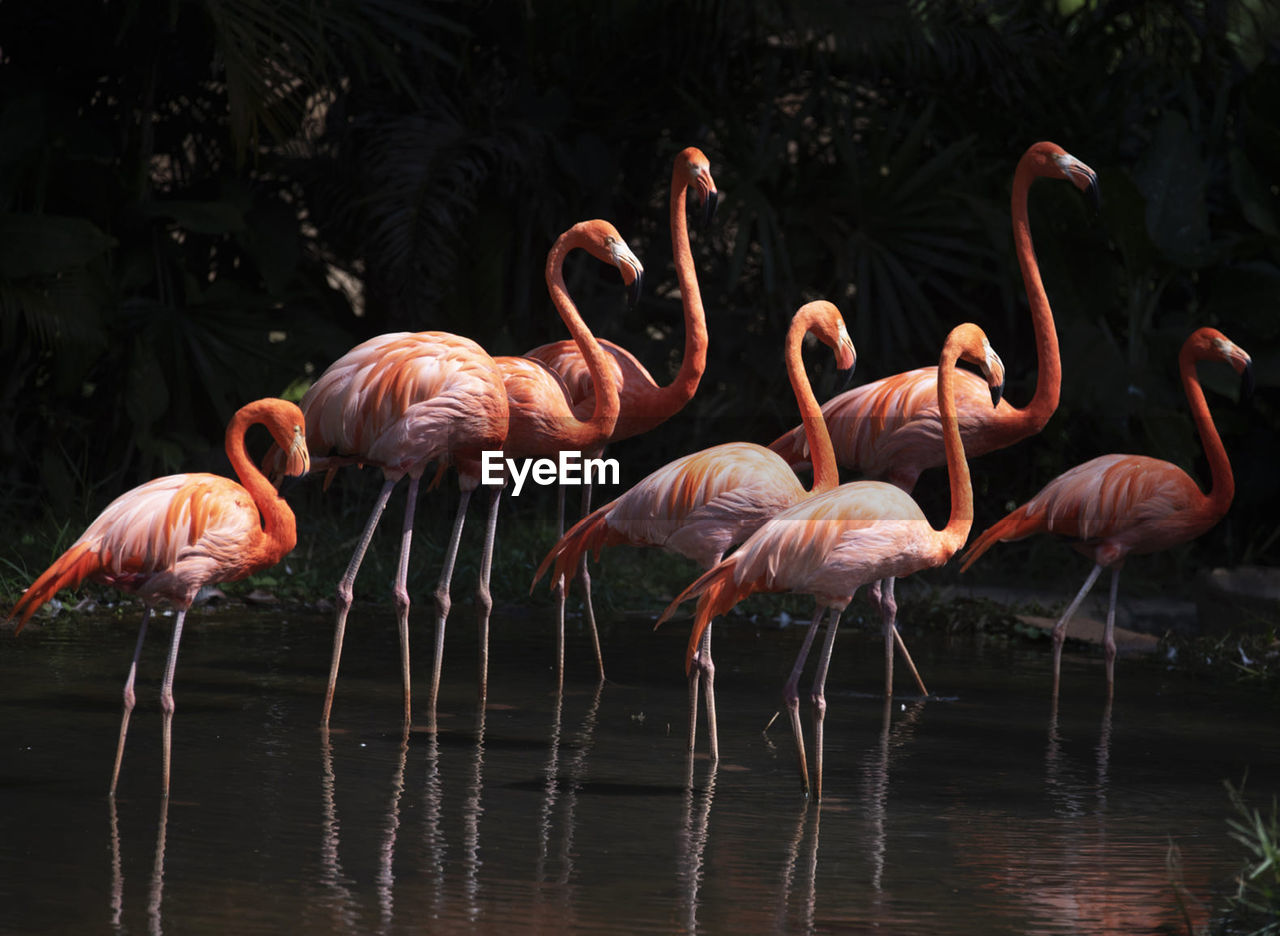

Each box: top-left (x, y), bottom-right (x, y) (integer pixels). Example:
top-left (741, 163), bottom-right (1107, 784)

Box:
top-left (768, 141), bottom-right (1098, 693)
top-left (961, 327), bottom-right (1251, 698)
top-left (660, 324), bottom-right (1005, 799)
top-left (533, 299), bottom-right (860, 761)
top-left (7, 398), bottom-right (310, 795)
top-left (285, 330), bottom-right (508, 727)
top-left (486, 218), bottom-right (644, 693)
top-left (525, 147), bottom-right (717, 676)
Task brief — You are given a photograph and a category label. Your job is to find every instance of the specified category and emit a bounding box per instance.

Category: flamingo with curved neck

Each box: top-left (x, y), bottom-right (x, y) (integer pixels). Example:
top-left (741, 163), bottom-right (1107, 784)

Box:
top-left (533, 299), bottom-right (857, 760)
top-left (525, 147), bottom-right (717, 678)
top-left (660, 324), bottom-right (1006, 799)
top-left (485, 218), bottom-right (643, 693)
top-left (767, 141), bottom-right (1098, 694)
top-left (962, 327), bottom-right (1252, 698)
top-left (9, 398), bottom-right (310, 795)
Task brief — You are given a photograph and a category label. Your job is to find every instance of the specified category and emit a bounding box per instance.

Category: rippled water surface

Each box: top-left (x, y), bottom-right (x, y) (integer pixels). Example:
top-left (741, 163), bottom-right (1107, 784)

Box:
top-left (2, 598), bottom-right (1276, 935)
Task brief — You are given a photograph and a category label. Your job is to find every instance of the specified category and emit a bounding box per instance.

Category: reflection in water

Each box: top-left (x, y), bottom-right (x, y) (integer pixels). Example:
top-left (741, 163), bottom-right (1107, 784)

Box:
top-left (377, 729), bottom-right (410, 933)
top-left (777, 802), bottom-right (820, 934)
top-left (107, 794), bottom-right (171, 936)
top-left (464, 707), bottom-right (486, 925)
top-left (677, 755), bottom-right (717, 934)
top-left (319, 727), bottom-right (358, 931)
top-left (862, 698), bottom-right (927, 896)
top-left (959, 698), bottom-right (1210, 934)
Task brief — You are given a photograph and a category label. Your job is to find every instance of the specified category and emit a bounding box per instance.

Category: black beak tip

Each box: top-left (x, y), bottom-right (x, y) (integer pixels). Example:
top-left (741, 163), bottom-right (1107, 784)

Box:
top-left (628, 271), bottom-right (644, 310)
top-left (703, 190), bottom-right (719, 227)
top-left (1241, 363), bottom-right (1255, 402)
top-left (1088, 177), bottom-right (1101, 215)
top-left (836, 363), bottom-right (856, 393)
top-left (990, 383), bottom-right (1004, 408)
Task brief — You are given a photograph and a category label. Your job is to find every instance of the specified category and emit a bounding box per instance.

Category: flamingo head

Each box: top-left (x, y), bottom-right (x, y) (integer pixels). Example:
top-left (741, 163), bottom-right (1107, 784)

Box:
top-left (948, 323), bottom-right (1005, 408)
top-left (799, 299), bottom-right (857, 382)
top-left (576, 219), bottom-right (645, 310)
top-left (678, 146), bottom-right (719, 226)
top-left (1196, 328), bottom-right (1254, 400)
top-left (1028, 141), bottom-right (1100, 212)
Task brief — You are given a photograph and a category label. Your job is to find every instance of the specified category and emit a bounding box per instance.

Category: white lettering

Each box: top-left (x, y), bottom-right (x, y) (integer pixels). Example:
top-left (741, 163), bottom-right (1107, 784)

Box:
top-left (481, 450), bottom-right (503, 486)
top-left (508, 456), bottom-right (532, 496)
top-left (480, 451), bottom-right (623, 495)
top-left (558, 450), bottom-right (581, 485)
top-left (585, 457), bottom-right (620, 486)
top-left (532, 458), bottom-right (556, 486)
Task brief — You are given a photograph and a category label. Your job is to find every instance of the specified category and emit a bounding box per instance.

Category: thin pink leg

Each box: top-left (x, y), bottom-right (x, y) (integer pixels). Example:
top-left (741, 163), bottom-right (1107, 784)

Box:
top-left (809, 607), bottom-right (843, 802)
top-left (110, 608), bottom-right (152, 794)
top-left (159, 609), bottom-right (188, 798)
top-left (427, 488), bottom-right (473, 732)
top-left (687, 552), bottom-right (722, 760)
top-left (1104, 567), bottom-right (1120, 698)
top-left (393, 476), bottom-right (422, 725)
top-left (783, 607), bottom-right (828, 799)
top-left (577, 481), bottom-right (605, 682)
top-left (553, 486), bottom-right (568, 689)
top-left (1052, 563), bottom-right (1103, 699)
top-left (323, 478), bottom-right (396, 725)
top-left (475, 485), bottom-right (502, 707)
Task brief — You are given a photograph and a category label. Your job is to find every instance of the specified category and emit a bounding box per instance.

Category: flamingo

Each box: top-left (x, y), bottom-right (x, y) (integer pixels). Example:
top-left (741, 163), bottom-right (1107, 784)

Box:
top-left (525, 146), bottom-right (717, 677)
top-left (533, 299), bottom-right (860, 761)
top-left (660, 323), bottom-right (1005, 799)
top-left (486, 218), bottom-right (644, 694)
top-left (960, 327), bottom-right (1252, 698)
top-left (768, 141), bottom-right (1098, 694)
top-left (7, 398), bottom-right (310, 795)
top-left (286, 331), bottom-right (508, 727)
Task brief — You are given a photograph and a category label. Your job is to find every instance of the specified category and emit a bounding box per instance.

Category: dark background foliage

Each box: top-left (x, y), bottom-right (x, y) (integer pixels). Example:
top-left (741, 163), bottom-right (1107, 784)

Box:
top-left (2, 0), bottom-right (1278, 596)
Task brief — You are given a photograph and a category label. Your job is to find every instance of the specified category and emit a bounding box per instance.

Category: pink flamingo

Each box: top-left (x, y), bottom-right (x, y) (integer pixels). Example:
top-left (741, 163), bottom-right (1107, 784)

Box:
top-left (660, 324), bottom-right (1005, 799)
top-left (290, 331), bottom-right (509, 726)
top-left (961, 327), bottom-right (1252, 697)
top-left (768, 141), bottom-right (1098, 693)
top-left (525, 147), bottom-right (717, 676)
top-left (487, 218), bottom-right (644, 693)
top-left (534, 299), bottom-right (865, 761)
top-left (8, 398), bottom-right (310, 795)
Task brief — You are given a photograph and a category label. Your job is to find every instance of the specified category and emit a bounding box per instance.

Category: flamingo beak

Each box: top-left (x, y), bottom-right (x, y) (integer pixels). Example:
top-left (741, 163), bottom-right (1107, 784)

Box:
top-left (703, 188), bottom-right (719, 227)
top-left (990, 383), bottom-right (1004, 408)
top-left (627, 267), bottom-right (644, 310)
top-left (1241, 360), bottom-right (1255, 401)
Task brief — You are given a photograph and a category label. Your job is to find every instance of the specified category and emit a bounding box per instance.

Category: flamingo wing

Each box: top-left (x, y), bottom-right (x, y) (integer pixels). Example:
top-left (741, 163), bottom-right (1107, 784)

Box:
top-left (301, 332), bottom-right (508, 478)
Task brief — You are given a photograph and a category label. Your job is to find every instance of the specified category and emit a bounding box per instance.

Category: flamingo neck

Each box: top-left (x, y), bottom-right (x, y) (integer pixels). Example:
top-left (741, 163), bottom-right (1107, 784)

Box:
top-left (1181, 346), bottom-right (1234, 520)
top-left (1011, 159), bottom-right (1061, 431)
top-left (226, 401), bottom-right (297, 561)
top-left (648, 169), bottom-right (708, 424)
top-left (785, 311), bottom-right (840, 495)
top-left (936, 343), bottom-right (974, 554)
top-left (545, 235), bottom-right (620, 449)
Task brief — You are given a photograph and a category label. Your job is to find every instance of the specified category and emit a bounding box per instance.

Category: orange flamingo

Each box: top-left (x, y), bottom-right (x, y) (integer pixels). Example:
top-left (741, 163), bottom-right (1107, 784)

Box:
top-left (533, 299), bottom-right (859, 761)
top-left (486, 218), bottom-right (644, 693)
top-left (525, 147), bottom-right (717, 675)
top-left (289, 331), bottom-right (509, 727)
top-left (768, 141), bottom-right (1098, 693)
top-left (660, 324), bottom-right (1005, 799)
top-left (7, 398), bottom-right (310, 795)
top-left (961, 327), bottom-right (1252, 698)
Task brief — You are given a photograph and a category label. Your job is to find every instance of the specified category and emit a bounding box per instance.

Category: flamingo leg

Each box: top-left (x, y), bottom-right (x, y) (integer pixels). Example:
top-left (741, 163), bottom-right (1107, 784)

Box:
top-left (577, 481), bottom-right (605, 683)
top-left (1051, 562), bottom-right (1104, 698)
top-left (110, 608), bottom-right (152, 794)
top-left (687, 624), bottom-right (719, 761)
top-left (810, 607), bottom-right (844, 802)
top-left (158, 609), bottom-right (188, 798)
top-left (784, 607), bottom-right (828, 798)
top-left (1104, 567), bottom-right (1121, 698)
top-left (427, 488), bottom-right (473, 731)
top-left (553, 486), bottom-right (568, 689)
top-left (392, 476), bottom-right (422, 725)
top-left (877, 577), bottom-right (929, 698)
top-left (323, 477), bottom-right (397, 725)
top-left (475, 484), bottom-right (502, 707)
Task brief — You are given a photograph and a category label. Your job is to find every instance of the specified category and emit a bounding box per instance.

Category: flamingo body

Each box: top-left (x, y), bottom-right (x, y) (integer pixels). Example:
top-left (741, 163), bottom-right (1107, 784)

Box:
top-left (9, 398), bottom-right (310, 794)
top-left (300, 330), bottom-right (508, 487)
top-left (961, 327), bottom-right (1252, 696)
top-left (660, 324), bottom-right (1005, 799)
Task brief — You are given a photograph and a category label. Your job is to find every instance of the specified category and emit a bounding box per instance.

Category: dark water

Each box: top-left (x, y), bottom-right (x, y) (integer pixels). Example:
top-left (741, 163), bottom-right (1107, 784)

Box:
top-left (1, 596), bottom-right (1276, 935)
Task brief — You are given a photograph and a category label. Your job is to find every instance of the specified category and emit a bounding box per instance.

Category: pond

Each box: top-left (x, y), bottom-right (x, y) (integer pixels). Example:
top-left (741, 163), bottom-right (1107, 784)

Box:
top-left (1, 596), bottom-right (1275, 934)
